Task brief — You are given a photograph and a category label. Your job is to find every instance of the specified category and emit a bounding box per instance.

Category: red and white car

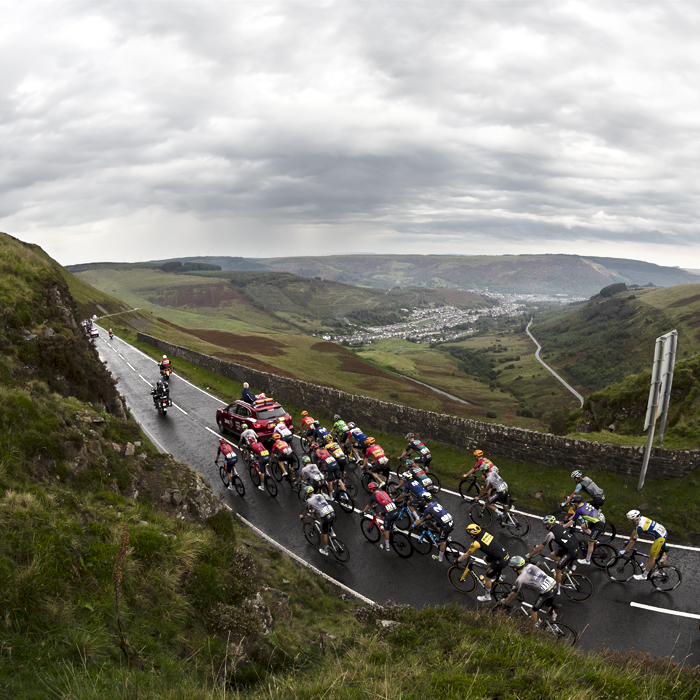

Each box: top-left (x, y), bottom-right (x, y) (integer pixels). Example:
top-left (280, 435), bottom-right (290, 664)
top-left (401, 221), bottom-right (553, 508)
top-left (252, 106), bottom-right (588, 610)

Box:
top-left (216, 395), bottom-right (293, 443)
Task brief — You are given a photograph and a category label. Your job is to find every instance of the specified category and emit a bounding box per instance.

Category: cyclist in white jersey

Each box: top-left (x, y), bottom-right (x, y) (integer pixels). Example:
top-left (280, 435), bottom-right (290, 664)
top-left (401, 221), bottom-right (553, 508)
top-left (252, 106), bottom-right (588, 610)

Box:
top-left (299, 486), bottom-right (335, 556)
top-left (478, 467), bottom-right (510, 524)
top-left (502, 556), bottom-right (557, 623)
top-left (239, 427), bottom-right (258, 446)
top-left (274, 422), bottom-right (293, 444)
top-left (300, 457), bottom-right (326, 493)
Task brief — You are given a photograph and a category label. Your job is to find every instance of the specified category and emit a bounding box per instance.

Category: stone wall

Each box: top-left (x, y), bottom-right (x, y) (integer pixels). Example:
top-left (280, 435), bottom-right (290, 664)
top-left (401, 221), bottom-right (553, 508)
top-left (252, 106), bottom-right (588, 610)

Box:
top-left (139, 333), bottom-right (699, 480)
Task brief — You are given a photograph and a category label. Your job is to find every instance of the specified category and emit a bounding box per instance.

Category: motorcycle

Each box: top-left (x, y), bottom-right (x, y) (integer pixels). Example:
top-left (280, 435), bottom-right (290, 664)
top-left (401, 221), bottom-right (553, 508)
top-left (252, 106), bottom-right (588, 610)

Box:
top-left (109, 330), bottom-right (114, 340)
top-left (161, 365), bottom-right (172, 380)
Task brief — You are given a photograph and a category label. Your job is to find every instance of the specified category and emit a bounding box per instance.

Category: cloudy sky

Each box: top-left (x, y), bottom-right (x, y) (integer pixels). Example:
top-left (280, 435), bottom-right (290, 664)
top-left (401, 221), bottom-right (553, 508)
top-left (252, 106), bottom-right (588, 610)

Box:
top-left (2, 1), bottom-right (700, 267)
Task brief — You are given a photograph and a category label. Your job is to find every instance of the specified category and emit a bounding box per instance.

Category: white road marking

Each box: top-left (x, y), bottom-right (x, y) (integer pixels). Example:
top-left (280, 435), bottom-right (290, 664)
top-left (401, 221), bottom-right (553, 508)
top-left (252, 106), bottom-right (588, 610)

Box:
top-left (139, 375), bottom-right (153, 387)
top-left (126, 362), bottom-right (136, 371)
top-left (138, 422), bottom-right (168, 453)
top-left (172, 402), bottom-right (188, 415)
top-left (630, 602), bottom-right (700, 620)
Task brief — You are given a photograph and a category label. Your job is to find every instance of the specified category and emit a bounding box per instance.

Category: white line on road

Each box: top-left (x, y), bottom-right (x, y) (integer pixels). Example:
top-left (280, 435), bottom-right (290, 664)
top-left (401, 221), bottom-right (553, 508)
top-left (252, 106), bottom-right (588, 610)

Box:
top-left (630, 602), bottom-right (700, 620)
top-left (139, 375), bottom-right (153, 387)
top-left (172, 403), bottom-right (188, 415)
top-left (126, 362), bottom-right (136, 371)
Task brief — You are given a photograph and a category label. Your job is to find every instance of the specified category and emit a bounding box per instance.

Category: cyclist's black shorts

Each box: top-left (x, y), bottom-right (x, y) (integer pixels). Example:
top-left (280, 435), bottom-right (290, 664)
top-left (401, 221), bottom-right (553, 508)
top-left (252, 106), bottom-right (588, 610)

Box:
top-left (319, 513), bottom-right (336, 535)
top-left (384, 509), bottom-right (399, 531)
top-left (413, 455), bottom-right (432, 468)
top-left (438, 523), bottom-right (454, 542)
top-left (588, 520), bottom-right (606, 542)
top-left (325, 463), bottom-right (340, 481)
top-left (311, 477), bottom-right (325, 493)
top-left (488, 489), bottom-right (509, 506)
top-left (590, 496), bottom-right (606, 508)
top-left (225, 456), bottom-right (237, 473)
top-left (555, 546), bottom-right (577, 571)
top-left (484, 555), bottom-right (508, 580)
top-left (371, 463), bottom-right (391, 479)
top-left (532, 590), bottom-right (556, 613)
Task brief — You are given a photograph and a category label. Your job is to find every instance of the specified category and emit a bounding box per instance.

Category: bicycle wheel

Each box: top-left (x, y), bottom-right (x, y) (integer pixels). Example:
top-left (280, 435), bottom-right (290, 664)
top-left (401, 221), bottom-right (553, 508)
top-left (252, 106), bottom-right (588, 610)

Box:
top-left (492, 581), bottom-right (523, 602)
top-left (386, 481), bottom-right (401, 499)
top-left (361, 471), bottom-right (376, 493)
top-left (503, 513), bottom-right (530, 538)
top-left (270, 460), bottom-right (284, 482)
top-left (395, 508), bottom-right (412, 531)
top-left (303, 521), bottom-right (320, 546)
top-left (335, 489), bottom-right (354, 514)
top-left (249, 465), bottom-right (261, 487)
top-left (390, 531), bottom-right (413, 559)
top-left (561, 573), bottom-right (594, 602)
top-left (448, 565), bottom-right (477, 594)
top-left (606, 556), bottom-right (637, 583)
top-left (265, 476), bottom-right (278, 498)
top-left (218, 464), bottom-right (228, 486)
top-left (232, 475), bottom-right (245, 496)
top-left (411, 531), bottom-right (433, 555)
top-left (330, 536), bottom-right (350, 563)
top-left (299, 436), bottom-right (311, 454)
top-left (469, 501), bottom-right (493, 527)
top-left (650, 565), bottom-right (682, 592)
top-left (425, 472), bottom-right (441, 494)
top-left (599, 520), bottom-right (617, 545)
top-left (360, 517), bottom-right (382, 542)
top-left (445, 540), bottom-right (467, 566)
top-left (458, 478), bottom-right (479, 500)
top-left (591, 543), bottom-right (616, 569)
top-left (546, 621), bottom-right (578, 647)
top-left (342, 473), bottom-right (358, 498)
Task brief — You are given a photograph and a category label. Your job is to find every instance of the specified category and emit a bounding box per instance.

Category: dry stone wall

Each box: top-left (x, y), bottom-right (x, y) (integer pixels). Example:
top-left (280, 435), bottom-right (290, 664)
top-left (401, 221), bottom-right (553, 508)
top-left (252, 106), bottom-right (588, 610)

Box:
top-left (139, 333), bottom-right (699, 480)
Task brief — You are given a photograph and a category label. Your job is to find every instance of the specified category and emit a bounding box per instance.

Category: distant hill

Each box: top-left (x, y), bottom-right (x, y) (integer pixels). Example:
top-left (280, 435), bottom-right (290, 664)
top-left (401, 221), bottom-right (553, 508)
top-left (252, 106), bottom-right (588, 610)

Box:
top-left (86, 253), bottom-right (699, 297)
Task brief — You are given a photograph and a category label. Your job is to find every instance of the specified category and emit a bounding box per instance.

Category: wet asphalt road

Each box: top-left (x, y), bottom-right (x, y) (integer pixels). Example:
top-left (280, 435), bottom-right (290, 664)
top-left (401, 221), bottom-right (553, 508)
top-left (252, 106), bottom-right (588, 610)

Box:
top-left (94, 328), bottom-right (700, 665)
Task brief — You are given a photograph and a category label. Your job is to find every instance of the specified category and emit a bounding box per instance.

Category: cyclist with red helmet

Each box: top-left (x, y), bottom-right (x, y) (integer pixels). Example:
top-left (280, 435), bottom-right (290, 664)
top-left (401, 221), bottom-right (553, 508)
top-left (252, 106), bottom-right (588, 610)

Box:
top-left (399, 432), bottom-right (432, 468)
top-left (363, 482), bottom-right (399, 552)
top-left (215, 437), bottom-right (239, 491)
top-left (362, 438), bottom-right (390, 485)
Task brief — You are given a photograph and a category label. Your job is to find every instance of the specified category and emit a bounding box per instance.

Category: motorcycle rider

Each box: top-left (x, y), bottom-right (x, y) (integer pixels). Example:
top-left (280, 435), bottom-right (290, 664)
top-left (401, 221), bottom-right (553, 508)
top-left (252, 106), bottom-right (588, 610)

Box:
top-left (159, 355), bottom-right (171, 376)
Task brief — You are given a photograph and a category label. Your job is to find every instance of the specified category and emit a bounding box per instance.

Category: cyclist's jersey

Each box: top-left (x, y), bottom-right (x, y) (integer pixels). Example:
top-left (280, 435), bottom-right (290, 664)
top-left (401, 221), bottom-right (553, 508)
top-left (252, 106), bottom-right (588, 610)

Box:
top-left (333, 419), bottom-right (348, 434)
top-left (314, 448), bottom-right (338, 470)
top-left (485, 471), bottom-right (508, 493)
top-left (403, 478), bottom-right (429, 500)
top-left (301, 416), bottom-right (315, 431)
top-left (313, 426), bottom-right (330, 441)
top-left (349, 427), bottom-right (368, 444)
top-left (217, 443), bottom-right (237, 462)
top-left (633, 516), bottom-right (667, 541)
top-left (274, 423), bottom-right (293, 440)
top-left (324, 441), bottom-right (346, 461)
top-left (369, 490), bottom-right (397, 515)
top-left (250, 442), bottom-right (270, 460)
top-left (423, 502), bottom-right (453, 528)
top-left (514, 563), bottom-right (555, 594)
top-left (240, 428), bottom-right (258, 445)
top-left (575, 477), bottom-right (604, 499)
top-left (406, 439), bottom-right (431, 459)
top-left (301, 464), bottom-right (324, 482)
top-left (306, 493), bottom-right (334, 518)
top-left (474, 457), bottom-right (494, 472)
top-left (543, 524), bottom-right (578, 550)
top-left (468, 531), bottom-right (508, 560)
top-left (365, 444), bottom-right (388, 465)
top-left (572, 502), bottom-right (603, 526)
top-left (160, 358), bottom-right (170, 368)
top-left (272, 439), bottom-right (292, 457)
top-left (408, 466), bottom-right (433, 489)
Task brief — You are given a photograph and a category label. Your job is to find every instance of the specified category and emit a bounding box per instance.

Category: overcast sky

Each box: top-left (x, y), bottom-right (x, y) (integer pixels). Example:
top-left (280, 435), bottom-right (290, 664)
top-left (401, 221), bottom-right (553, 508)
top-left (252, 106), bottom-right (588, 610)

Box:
top-left (2, 1), bottom-right (700, 268)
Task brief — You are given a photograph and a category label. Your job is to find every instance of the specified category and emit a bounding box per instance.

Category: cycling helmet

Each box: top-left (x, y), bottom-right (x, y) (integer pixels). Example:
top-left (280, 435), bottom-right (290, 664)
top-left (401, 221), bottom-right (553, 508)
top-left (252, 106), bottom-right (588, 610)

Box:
top-left (405, 432), bottom-right (414, 440)
top-left (301, 456), bottom-right (311, 465)
top-left (347, 422), bottom-right (355, 429)
top-left (313, 420), bottom-right (320, 426)
top-left (324, 435), bottom-right (333, 443)
top-left (570, 495), bottom-right (583, 504)
top-left (367, 482), bottom-right (379, 492)
top-left (510, 555), bottom-right (526, 569)
top-left (219, 437), bottom-right (225, 445)
top-left (310, 442), bottom-right (319, 451)
top-left (304, 485), bottom-right (314, 498)
top-left (421, 492), bottom-right (432, 502)
top-left (542, 515), bottom-right (557, 527)
top-left (401, 471), bottom-right (413, 481)
top-left (466, 524), bottom-right (481, 537)
top-left (404, 458), bottom-right (413, 466)
top-left (334, 414), bottom-right (340, 420)
top-left (473, 450), bottom-right (483, 457)
top-left (626, 509), bottom-right (641, 521)
top-left (273, 433), bottom-right (281, 440)
top-left (301, 411), bottom-right (308, 417)
top-left (365, 437), bottom-right (375, 445)
top-left (571, 470), bottom-right (582, 479)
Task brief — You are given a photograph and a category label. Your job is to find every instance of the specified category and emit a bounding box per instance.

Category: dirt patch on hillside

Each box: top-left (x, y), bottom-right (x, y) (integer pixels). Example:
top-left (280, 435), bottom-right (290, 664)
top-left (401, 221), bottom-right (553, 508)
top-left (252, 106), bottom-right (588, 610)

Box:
top-left (669, 294), bottom-right (700, 308)
top-left (212, 352), bottom-right (297, 378)
top-left (311, 341), bottom-right (348, 354)
top-left (157, 318), bottom-right (286, 356)
top-left (151, 282), bottom-right (244, 309)
top-left (339, 357), bottom-right (389, 377)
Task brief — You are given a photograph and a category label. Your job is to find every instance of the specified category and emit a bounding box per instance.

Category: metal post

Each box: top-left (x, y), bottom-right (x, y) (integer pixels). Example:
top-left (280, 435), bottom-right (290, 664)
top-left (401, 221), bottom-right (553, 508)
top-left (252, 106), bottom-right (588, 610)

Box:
top-left (658, 331), bottom-right (678, 443)
top-left (638, 404), bottom-right (658, 491)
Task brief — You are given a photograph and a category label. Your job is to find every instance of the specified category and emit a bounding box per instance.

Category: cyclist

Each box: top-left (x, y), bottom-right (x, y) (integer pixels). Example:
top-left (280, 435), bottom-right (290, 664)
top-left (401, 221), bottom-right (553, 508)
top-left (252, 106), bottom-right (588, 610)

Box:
top-left (476, 465), bottom-right (510, 525)
top-left (300, 455), bottom-right (326, 493)
top-left (346, 423), bottom-right (370, 456)
top-left (323, 435), bottom-right (349, 475)
top-left (526, 515), bottom-right (580, 595)
top-left (502, 556), bottom-right (557, 624)
top-left (462, 449), bottom-right (496, 480)
top-left (399, 433), bottom-right (432, 468)
top-left (311, 421), bottom-right (331, 443)
top-left (620, 510), bottom-right (669, 580)
top-left (310, 442), bottom-right (347, 498)
top-left (413, 499), bottom-right (454, 562)
top-left (246, 438), bottom-right (271, 492)
top-left (362, 438), bottom-right (390, 485)
top-left (363, 482), bottom-right (399, 552)
top-left (563, 495), bottom-right (605, 565)
top-left (395, 471), bottom-right (431, 521)
top-left (215, 437), bottom-right (239, 491)
top-left (457, 524), bottom-right (510, 602)
top-left (332, 415), bottom-right (350, 443)
top-left (299, 411), bottom-right (316, 437)
top-left (270, 433), bottom-right (294, 479)
top-left (299, 486), bottom-right (336, 556)
top-left (396, 459), bottom-right (436, 494)
top-left (273, 420), bottom-right (293, 445)
top-left (564, 471), bottom-right (606, 509)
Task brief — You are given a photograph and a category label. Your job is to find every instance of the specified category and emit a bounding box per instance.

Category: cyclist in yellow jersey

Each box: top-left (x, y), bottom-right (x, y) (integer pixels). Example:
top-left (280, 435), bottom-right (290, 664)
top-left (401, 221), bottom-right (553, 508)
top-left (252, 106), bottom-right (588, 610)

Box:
top-left (619, 510), bottom-right (669, 580)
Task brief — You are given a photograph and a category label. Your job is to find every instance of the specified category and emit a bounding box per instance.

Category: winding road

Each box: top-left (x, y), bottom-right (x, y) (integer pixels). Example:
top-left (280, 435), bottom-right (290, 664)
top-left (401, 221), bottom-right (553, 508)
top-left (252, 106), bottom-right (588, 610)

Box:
top-left (94, 328), bottom-right (700, 665)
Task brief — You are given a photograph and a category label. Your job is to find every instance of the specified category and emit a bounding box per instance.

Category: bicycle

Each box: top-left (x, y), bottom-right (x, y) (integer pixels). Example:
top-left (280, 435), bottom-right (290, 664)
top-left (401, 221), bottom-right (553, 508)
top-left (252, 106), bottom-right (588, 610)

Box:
top-left (606, 548), bottom-right (682, 591)
top-left (302, 516), bottom-right (350, 563)
top-left (410, 523), bottom-right (466, 564)
top-left (547, 536), bottom-right (616, 569)
top-left (321, 479), bottom-right (355, 514)
top-left (360, 512), bottom-right (413, 558)
top-left (243, 452), bottom-right (277, 497)
top-left (447, 560), bottom-right (515, 600)
top-left (468, 497), bottom-right (531, 537)
top-left (361, 470), bottom-right (398, 494)
top-left (392, 460), bottom-right (442, 495)
top-left (458, 474), bottom-right (484, 500)
top-left (530, 553), bottom-right (594, 602)
top-left (560, 501), bottom-right (617, 545)
top-left (216, 461), bottom-right (245, 496)
top-left (493, 599), bottom-right (578, 647)
top-left (269, 452), bottom-right (299, 482)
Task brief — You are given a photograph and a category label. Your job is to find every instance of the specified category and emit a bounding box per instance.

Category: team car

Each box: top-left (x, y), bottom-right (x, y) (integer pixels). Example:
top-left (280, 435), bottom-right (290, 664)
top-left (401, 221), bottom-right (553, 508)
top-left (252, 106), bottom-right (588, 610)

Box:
top-left (216, 395), bottom-right (294, 443)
